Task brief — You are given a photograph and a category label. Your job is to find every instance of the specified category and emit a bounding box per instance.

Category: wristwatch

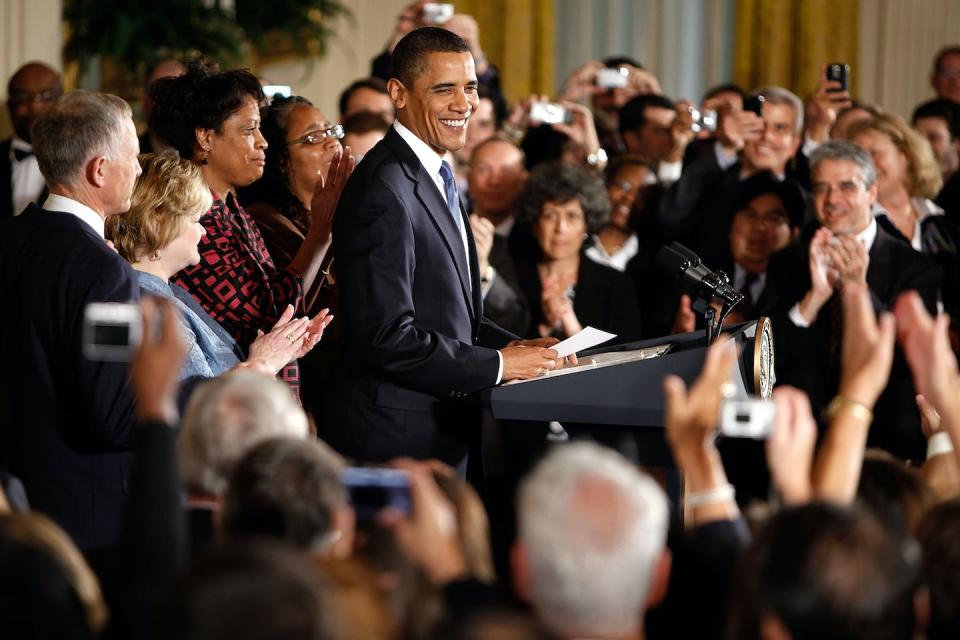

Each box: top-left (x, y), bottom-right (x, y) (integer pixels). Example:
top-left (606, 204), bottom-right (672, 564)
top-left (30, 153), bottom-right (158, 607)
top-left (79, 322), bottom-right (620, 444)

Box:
top-left (586, 147), bottom-right (608, 170)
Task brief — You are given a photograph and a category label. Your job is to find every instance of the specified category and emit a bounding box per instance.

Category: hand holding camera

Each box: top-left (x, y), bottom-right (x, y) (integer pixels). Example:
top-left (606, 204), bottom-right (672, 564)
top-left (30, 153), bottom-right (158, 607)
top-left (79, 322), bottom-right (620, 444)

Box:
top-left (807, 63), bottom-right (853, 142)
top-left (716, 103), bottom-right (764, 153)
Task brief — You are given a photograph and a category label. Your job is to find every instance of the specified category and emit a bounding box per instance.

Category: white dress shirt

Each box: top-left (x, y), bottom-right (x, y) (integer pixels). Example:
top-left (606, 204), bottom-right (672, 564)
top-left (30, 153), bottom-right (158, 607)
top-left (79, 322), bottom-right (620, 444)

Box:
top-left (788, 218), bottom-right (877, 327)
top-left (585, 233), bottom-right (639, 272)
top-left (392, 121), bottom-right (504, 383)
top-left (43, 193), bottom-right (106, 239)
top-left (10, 137), bottom-right (46, 216)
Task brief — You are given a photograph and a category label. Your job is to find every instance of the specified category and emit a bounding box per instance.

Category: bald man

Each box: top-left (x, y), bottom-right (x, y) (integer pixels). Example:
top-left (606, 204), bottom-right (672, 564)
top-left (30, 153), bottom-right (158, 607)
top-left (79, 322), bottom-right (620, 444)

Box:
top-left (2, 62), bottom-right (63, 217)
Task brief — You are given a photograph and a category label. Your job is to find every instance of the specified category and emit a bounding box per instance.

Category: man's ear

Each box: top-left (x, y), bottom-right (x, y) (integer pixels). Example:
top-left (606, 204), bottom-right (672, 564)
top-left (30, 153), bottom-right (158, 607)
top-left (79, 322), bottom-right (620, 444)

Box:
top-left (866, 180), bottom-right (879, 206)
top-left (510, 542), bottom-right (533, 603)
top-left (87, 155), bottom-right (108, 188)
top-left (644, 548), bottom-right (672, 610)
top-left (387, 78), bottom-right (406, 111)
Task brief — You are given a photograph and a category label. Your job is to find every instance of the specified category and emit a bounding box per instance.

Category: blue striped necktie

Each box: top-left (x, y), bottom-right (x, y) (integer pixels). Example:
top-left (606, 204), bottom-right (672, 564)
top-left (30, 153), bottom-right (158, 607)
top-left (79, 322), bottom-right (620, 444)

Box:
top-left (438, 161), bottom-right (463, 233)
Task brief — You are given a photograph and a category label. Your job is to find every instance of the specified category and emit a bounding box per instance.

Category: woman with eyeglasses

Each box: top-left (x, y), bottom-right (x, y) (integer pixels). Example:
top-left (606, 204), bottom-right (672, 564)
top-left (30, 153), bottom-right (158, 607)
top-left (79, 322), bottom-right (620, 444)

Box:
top-left (149, 62), bottom-right (354, 399)
top-left (242, 96), bottom-right (348, 277)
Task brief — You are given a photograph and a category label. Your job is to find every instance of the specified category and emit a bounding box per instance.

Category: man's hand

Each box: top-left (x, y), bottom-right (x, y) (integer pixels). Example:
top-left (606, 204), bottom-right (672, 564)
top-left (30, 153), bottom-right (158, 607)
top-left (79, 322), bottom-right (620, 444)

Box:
top-left (500, 345), bottom-right (559, 381)
top-left (838, 281), bottom-right (896, 407)
top-left (379, 459), bottom-right (467, 586)
top-left (830, 235), bottom-right (869, 285)
top-left (798, 228), bottom-right (838, 322)
top-left (806, 64), bottom-right (853, 143)
top-left (672, 294), bottom-right (696, 334)
top-left (469, 214), bottom-right (494, 274)
top-left (559, 61), bottom-right (604, 102)
top-left (894, 291), bottom-right (960, 411)
top-left (131, 296), bottom-right (187, 425)
top-left (716, 105), bottom-right (763, 153)
top-left (765, 386), bottom-right (817, 505)
top-left (626, 65), bottom-right (662, 96)
top-left (551, 102), bottom-right (602, 162)
top-left (666, 100), bottom-right (696, 163)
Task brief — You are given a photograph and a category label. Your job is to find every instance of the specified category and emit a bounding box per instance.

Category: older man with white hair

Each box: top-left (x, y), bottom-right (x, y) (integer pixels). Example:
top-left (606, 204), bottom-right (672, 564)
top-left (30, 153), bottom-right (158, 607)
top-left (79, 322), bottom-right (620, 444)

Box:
top-left (0, 90), bottom-right (142, 552)
top-left (512, 441), bottom-right (671, 640)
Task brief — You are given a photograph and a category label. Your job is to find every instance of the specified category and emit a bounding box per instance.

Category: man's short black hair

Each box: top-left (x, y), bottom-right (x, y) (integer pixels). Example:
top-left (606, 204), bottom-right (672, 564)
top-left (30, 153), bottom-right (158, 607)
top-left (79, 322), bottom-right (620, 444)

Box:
top-left (912, 98), bottom-right (960, 140)
top-left (342, 110), bottom-right (390, 136)
top-left (337, 77), bottom-right (388, 117)
top-left (603, 56), bottom-right (643, 70)
top-left (619, 93), bottom-right (676, 135)
top-left (391, 27), bottom-right (470, 88)
top-left (730, 172), bottom-right (808, 229)
top-left (933, 45), bottom-right (960, 75)
top-left (703, 82), bottom-right (746, 103)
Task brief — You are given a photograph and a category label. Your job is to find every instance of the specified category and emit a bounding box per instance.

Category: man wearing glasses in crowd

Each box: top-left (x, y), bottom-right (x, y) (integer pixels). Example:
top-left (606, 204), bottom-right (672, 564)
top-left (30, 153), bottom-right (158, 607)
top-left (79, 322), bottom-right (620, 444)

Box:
top-left (2, 62), bottom-right (63, 218)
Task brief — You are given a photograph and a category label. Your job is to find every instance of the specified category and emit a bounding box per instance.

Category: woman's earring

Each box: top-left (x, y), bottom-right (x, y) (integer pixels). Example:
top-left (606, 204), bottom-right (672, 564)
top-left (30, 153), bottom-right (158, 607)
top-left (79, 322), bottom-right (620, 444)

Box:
top-left (200, 147), bottom-right (210, 166)
top-left (150, 250), bottom-right (162, 262)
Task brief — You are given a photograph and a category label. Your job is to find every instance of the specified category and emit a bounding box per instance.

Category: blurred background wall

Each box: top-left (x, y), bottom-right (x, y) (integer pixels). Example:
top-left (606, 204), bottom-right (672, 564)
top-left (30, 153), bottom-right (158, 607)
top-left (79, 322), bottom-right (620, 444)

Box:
top-left (2, 0), bottom-right (960, 138)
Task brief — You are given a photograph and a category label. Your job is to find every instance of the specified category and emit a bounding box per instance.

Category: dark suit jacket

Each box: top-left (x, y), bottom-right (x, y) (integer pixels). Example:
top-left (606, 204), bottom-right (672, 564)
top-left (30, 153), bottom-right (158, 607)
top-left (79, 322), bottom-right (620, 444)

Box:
top-left (483, 234), bottom-right (530, 337)
top-left (771, 222), bottom-right (941, 460)
top-left (324, 129), bottom-right (514, 465)
top-left (0, 205), bottom-right (138, 550)
top-left (0, 139), bottom-right (12, 218)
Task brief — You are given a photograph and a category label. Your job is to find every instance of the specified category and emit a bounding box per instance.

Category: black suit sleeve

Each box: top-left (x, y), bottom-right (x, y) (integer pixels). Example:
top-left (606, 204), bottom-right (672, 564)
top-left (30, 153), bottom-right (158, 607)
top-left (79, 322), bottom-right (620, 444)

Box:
top-left (656, 144), bottom-right (727, 241)
top-left (335, 180), bottom-right (501, 394)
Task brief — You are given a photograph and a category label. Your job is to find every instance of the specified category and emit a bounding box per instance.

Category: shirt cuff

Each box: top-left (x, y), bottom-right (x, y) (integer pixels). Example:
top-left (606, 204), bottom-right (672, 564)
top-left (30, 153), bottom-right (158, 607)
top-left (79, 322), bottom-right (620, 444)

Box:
top-left (801, 134), bottom-right (821, 158)
top-left (713, 140), bottom-right (738, 171)
top-left (788, 303), bottom-right (812, 328)
top-left (480, 267), bottom-right (497, 299)
top-left (495, 350), bottom-right (504, 385)
top-left (658, 160), bottom-right (683, 185)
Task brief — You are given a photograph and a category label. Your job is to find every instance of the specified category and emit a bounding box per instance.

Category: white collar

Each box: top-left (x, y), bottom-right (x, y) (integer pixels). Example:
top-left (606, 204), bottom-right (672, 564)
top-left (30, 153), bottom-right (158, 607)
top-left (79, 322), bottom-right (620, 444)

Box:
top-left (43, 193), bottom-right (106, 239)
top-left (10, 136), bottom-right (32, 153)
top-left (911, 196), bottom-right (945, 222)
top-left (393, 120), bottom-right (444, 178)
top-left (853, 217), bottom-right (877, 250)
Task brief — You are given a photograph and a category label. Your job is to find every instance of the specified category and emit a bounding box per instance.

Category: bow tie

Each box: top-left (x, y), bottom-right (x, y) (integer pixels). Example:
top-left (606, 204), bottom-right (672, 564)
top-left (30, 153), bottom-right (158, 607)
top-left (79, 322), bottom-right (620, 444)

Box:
top-left (13, 148), bottom-right (33, 162)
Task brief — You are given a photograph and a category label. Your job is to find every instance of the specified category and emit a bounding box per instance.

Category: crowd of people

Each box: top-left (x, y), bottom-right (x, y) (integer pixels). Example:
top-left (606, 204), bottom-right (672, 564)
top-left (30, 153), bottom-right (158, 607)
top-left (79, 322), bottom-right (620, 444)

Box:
top-left (2, 2), bottom-right (960, 638)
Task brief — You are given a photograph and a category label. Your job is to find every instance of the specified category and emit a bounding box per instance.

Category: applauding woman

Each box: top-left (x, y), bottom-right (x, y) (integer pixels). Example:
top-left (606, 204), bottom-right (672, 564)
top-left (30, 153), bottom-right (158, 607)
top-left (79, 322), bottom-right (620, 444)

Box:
top-left (107, 153), bottom-right (331, 382)
top-left (515, 161), bottom-right (642, 342)
top-left (149, 62), bottom-right (352, 396)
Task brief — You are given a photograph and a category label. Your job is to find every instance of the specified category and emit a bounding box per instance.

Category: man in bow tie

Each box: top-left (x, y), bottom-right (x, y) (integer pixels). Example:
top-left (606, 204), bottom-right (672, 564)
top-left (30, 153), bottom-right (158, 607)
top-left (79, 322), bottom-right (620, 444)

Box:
top-left (1, 62), bottom-right (63, 217)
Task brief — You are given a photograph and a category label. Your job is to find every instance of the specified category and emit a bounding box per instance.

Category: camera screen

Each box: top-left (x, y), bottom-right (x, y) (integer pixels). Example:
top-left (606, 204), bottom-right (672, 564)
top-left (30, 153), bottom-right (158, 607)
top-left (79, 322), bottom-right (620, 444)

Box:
top-left (93, 323), bottom-right (130, 347)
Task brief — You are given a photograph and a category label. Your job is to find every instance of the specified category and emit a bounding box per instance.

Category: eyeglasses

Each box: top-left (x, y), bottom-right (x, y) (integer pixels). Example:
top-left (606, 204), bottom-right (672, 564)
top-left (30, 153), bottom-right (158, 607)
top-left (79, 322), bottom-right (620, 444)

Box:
top-left (287, 124), bottom-right (345, 146)
top-left (8, 89), bottom-right (62, 105)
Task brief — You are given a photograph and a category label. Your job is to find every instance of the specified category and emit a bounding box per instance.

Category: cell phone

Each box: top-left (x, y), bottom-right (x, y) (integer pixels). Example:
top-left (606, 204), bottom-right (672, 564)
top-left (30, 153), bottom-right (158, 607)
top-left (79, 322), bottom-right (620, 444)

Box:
top-left (529, 101), bottom-right (574, 126)
top-left (596, 67), bottom-right (629, 89)
top-left (826, 63), bottom-right (850, 93)
top-left (743, 95), bottom-right (765, 117)
top-left (719, 399), bottom-right (774, 439)
top-left (342, 467), bottom-right (412, 520)
top-left (422, 3), bottom-right (454, 24)
top-left (689, 107), bottom-right (718, 133)
top-left (82, 302), bottom-right (142, 361)
top-left (262, 84), bottom-right (292, 100)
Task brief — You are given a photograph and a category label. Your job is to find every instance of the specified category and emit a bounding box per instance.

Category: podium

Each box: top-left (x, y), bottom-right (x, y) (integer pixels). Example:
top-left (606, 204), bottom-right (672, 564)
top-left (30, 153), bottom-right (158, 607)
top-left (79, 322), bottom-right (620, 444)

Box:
top-left (486, 318), bottom-right (775, 429)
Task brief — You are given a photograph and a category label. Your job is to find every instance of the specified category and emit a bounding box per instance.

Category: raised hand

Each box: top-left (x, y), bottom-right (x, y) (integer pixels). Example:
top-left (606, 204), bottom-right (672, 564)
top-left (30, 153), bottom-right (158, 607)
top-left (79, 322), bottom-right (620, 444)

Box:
top-left (765, 386), bottom-right (818, 505)
top-left (894, 291), bottom-right (960, 411)
top-left (245, 305), bottom-right (310, 374)
top-left (559, 61), bottom-right (604, 102)
top-left (806, 64), bottom-right (853, 143)
top-left (309, 147), bottom-right (356, 240)
top-left (131, 296), bottom-right (188, 424)
top-left (830, 235), bottom-right (869, 285)
top-left (469, 214), bottom-right (494, 273)
top-left (838, 281), bottom-right (895, 407)
top-left (292, 309), bottom-right (333, 359)
top-left (716, 104), bottom-right (764, 153)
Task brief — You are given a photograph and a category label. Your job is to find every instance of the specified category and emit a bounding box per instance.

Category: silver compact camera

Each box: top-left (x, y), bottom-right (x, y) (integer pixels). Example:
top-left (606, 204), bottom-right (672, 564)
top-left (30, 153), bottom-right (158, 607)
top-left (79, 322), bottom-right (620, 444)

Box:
top-left (82, 302), bottom-right (141, 361)
top-left (596, 67), bottom-right (629, 89)
top-left (719, 398), bottom-right (774, 439)
top-left (689, 107), bottom-right (718, 134)
top-left (422, 3), bottom-right (454, 24)
top-left (529, 101), bottom-right (574, 126)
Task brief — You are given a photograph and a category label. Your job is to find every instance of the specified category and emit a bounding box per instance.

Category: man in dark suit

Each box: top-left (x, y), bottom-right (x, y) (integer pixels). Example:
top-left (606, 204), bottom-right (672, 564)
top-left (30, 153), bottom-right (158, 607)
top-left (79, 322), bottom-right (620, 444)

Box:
top-left (1, 62), bottom-right (62, 218)
top-left (0, 91), bottom-right (142, 551)
top-left (772, 140), bottom-right (941, 461)
top-left (325, 27), bottom-right (559, 466)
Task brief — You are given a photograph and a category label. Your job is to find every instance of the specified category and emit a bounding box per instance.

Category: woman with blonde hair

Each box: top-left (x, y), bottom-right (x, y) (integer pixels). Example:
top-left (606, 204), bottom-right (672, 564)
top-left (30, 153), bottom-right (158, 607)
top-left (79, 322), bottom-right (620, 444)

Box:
top-left (106, 152), bottom-right (331, 383)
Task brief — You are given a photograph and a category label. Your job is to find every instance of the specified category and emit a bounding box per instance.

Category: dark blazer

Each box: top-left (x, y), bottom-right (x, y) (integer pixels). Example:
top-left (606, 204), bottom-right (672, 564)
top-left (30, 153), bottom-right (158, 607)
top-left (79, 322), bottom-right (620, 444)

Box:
top-left (483, 234), bottom-right (531, 337)
top-left (515, 254), bottom-right (643, 343)
top-left (771, 222), bottom-right (941, 461)
top-left (324, 128), bottom-right (515, 465)
top-left (0, 138), bottom-right (12, 218)
top-left (0, 204), bottom-right (139, 550)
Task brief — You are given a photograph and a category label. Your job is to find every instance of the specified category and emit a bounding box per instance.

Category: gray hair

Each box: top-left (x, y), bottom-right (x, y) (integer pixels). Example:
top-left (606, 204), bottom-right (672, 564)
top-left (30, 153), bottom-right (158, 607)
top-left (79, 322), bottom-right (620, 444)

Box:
top-left (178, 371), bottom-right (310, 496)
top-left (31, 91), bottom-right (132, 188)
top-left (809, 139), bottom-right (877, 187)
top-left (517, 442), bottom-right (669, 638)
top-left (752, 86), bottom-right (804, 137)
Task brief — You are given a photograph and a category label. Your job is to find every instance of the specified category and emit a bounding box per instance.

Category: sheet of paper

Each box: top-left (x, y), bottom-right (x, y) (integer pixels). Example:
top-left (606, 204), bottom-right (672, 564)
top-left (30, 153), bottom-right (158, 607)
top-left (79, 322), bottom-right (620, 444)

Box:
top-left (552, 326), bottom-right (616, 358)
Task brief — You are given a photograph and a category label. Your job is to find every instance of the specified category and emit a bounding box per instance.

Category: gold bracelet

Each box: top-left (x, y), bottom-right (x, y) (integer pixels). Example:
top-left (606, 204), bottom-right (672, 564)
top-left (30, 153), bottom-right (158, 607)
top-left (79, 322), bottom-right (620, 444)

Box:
top-left (825, 395), bottom-right (873, 425)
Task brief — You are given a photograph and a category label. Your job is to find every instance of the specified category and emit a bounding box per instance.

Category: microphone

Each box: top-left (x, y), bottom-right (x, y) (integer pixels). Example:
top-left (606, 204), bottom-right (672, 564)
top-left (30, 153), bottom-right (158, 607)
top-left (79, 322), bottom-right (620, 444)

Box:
top-left (655, 242), bottom-right (743, 306)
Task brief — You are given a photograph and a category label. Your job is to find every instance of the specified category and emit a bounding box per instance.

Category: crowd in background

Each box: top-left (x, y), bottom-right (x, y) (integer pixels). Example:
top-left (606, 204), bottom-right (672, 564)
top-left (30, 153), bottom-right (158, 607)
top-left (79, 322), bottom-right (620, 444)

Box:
top-left (3, 1), bottom-right (960, 638)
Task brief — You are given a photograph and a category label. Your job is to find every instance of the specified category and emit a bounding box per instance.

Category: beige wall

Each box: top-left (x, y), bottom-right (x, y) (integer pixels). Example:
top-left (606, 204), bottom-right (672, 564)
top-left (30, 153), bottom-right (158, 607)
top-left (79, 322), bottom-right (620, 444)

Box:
top-left (858, 0), bottom-right (960, 119)
top-left (0, 0), bottom-right (63, 138)
top-left (257, 0), bottom-right (408, 122)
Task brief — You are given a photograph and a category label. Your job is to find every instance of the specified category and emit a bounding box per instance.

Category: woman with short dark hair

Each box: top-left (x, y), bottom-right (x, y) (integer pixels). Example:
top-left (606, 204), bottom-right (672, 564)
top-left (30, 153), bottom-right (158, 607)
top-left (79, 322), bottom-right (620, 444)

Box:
top-left (149, 62), bottom-right (352, 396)
top-left (516, 161), bottom-right (642, 341)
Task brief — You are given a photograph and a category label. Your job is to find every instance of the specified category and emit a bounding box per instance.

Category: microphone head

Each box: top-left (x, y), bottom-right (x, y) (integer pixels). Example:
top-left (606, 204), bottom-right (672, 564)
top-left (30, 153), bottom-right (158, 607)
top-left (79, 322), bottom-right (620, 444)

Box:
top-left (669, 242), bottom-right (702, 266)
top-left (655, 244), bottom-right (690, 275)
